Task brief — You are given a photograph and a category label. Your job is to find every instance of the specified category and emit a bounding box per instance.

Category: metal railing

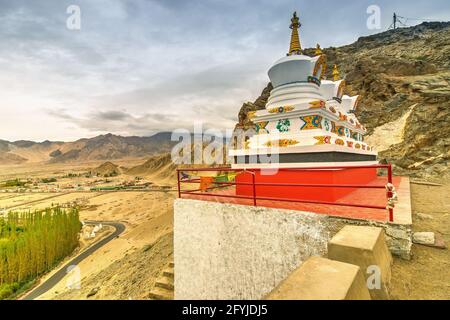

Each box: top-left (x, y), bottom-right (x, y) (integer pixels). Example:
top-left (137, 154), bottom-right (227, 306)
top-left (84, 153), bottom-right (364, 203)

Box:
top-left (177, 164), bottom-right (395, 222)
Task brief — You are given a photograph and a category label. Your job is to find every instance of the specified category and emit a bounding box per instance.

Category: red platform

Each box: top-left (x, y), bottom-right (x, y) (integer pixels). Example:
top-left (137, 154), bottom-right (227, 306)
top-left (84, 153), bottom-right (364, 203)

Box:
top-left (180, 176), bottom-right (403, 222)
top-left (177, 165), bottom-right (400, 222)
top-left (235, 167), bottom-right (378, 202)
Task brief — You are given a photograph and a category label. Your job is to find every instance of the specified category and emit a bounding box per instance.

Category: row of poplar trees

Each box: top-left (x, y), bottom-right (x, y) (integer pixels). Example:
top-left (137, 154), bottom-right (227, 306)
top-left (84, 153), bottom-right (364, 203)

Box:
top-left (0, 207), bottom-right (81, 285)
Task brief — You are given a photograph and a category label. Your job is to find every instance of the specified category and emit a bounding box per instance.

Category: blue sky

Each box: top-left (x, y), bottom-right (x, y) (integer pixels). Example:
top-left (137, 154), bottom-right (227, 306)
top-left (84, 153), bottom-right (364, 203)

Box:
top-left (0, 0), bottom-right (449, 141)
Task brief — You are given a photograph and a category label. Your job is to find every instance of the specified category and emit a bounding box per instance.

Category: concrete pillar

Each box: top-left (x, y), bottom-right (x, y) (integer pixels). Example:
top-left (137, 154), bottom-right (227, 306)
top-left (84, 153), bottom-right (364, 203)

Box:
top-left (327, 225), bottom-right (392, 300)
top-left (266, 256), bottom-right (371, 300)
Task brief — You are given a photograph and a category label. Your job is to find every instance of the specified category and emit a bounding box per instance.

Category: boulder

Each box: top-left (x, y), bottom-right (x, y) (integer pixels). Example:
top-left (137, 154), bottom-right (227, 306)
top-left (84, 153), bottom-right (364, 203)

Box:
top-left (412, 232), bottom-right (435, 245)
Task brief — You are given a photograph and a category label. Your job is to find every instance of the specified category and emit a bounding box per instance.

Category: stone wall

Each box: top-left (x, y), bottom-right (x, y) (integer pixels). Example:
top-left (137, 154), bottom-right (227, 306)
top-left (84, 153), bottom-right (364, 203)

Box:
top-left (174, 199), bottom-right (412, 300)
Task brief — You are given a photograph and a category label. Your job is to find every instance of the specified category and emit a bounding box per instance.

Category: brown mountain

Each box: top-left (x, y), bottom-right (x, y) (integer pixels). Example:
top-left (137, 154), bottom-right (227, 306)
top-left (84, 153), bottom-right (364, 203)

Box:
top-left (126, 153), bottom-right (176, 180)
top-left (90, 161), bottom-right (121, 177)
top-left (0, 132), bottom-right (176, 164)
top-left (235, 22), bottom-right (450, 179)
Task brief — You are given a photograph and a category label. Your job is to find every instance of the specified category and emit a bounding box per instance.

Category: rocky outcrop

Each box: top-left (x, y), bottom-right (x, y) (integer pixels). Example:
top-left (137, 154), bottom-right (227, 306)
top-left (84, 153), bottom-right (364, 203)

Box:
top-left (235, 22), bottom-right (450, 180)
top-left (235, 83), bottom-right (272, 132)
top-left (90, 161), bottom-right (120, 177)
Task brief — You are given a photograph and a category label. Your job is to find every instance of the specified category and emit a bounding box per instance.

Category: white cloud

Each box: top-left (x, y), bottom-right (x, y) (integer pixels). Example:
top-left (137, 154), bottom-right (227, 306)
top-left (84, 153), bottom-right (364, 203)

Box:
top-left (0, 0), bottom-right (448, 141)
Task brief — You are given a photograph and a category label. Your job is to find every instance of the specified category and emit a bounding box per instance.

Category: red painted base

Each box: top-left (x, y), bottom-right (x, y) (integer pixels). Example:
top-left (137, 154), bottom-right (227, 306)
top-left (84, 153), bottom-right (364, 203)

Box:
top-left (236, 168), bottom-right (378, 202)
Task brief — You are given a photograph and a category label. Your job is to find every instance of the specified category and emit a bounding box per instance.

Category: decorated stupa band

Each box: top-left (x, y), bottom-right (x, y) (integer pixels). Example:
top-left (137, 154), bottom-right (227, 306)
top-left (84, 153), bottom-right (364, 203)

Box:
top-left (230, 12), bottom-right (377, 168)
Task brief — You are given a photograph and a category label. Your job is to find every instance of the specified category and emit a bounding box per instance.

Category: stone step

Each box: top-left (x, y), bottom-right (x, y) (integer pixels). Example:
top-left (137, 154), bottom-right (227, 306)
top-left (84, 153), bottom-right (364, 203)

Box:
top-left (148, 287), bottom-right (173, 300)
top-left (327, 225), bottom-right (392, 300)
top-left (266, 256), bottom-right (371, 300)
top-left (155, 276), bottom-right (174, 290)
top-left (163, 267), bottom-right (174, 279)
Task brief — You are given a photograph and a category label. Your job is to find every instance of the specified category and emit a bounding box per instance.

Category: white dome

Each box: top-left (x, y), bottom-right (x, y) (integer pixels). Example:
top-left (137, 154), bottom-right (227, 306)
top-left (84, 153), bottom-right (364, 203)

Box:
top-left (268, 55), bottom-right (321, 88)
top-left (341, 95), bottom-right (359, 113)
top-left (319, 79), bottom-right (345, 101)
top-left (265, 83), bottom-right (323, 110)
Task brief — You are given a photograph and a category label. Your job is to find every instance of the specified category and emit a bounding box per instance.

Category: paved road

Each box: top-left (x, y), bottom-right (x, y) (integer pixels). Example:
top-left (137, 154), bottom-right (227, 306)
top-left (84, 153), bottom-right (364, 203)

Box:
top-left (22, 220), bottom-right (125, 300)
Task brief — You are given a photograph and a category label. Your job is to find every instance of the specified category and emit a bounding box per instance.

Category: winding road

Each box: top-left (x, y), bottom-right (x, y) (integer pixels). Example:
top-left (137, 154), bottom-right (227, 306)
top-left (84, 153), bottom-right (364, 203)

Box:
top-left (22, 220), bottom-right (126, 300)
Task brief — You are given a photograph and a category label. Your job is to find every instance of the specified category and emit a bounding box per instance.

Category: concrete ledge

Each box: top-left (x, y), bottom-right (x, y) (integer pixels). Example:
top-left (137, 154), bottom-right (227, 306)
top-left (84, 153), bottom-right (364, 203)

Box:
top-left (266, 256), bottom-right (371, 300)
top-left (328, 226), bottom-right (392, 300)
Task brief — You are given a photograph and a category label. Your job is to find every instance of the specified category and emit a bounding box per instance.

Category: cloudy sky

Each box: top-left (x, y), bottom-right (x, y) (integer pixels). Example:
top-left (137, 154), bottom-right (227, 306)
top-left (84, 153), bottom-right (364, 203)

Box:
top-left (0, 0), bottom-right (449, 141)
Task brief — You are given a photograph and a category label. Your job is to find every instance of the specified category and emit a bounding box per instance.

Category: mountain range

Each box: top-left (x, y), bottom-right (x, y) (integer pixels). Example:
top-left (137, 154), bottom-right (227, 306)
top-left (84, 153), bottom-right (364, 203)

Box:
top-left (0, 132), bottom-right (176, 164)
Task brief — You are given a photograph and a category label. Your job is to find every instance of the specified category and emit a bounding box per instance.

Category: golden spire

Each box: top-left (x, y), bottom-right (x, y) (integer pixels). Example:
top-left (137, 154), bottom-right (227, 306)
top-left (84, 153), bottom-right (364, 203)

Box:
top-left (315, 43), bottom-right (322, 56)
top-left (332, 64), bottom-right (340, 81)
top-left (288, 12), bottom-right (302, 55)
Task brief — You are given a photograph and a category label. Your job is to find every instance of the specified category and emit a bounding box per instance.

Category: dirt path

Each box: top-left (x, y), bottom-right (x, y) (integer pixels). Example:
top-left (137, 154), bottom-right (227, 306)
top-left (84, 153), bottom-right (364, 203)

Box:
top-left (390, 181), bottom-right (450, 300)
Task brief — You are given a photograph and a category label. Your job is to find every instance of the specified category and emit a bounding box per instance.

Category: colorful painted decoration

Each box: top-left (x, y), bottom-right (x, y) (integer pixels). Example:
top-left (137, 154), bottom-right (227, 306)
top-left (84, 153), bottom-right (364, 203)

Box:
top-left (329, 106), bottom-right (337, 114)
top-left (276, 119), bottom-right (291, 133)
top-left (345, 128), bottom-right (351, 138)
top-left (336, 126), bottom-right (345, 137)
top-left (338, 112), bottom-right (347, 121)
top-left (362, 144), bottom-right (366, 150)
top-left (268, 106), bottom-right (295, 114)
top-left (355, 143), bottom-right (361, 149)
top-left (335, 138), bottom-right (345, 146)
top-left (264, 139), bottom-right (299, 148)
top-left (300, 115), bottom-right (322, 130)
top-left (351, 132), bottom-right (359, 141)
top-left (255, 121), bottom-right (269, 135)
top-left (314, 136), bottom-right (331, 145)
top-left (323, 118), bottom-right (331, 131)
top-left (330, 121), bottom-right (336, 133)
top-left (247, 111), bottom-right (256, 120)
top-left (347, 141), bottom-right (354, 148)
top-left (309, 100), bottom-right (326, 109)
top-left (307, 76), bottom-right (321, 86)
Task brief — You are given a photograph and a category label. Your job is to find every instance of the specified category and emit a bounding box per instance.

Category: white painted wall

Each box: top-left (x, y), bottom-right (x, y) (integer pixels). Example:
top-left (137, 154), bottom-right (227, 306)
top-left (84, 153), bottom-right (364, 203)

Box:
top-left (174, 199), bottom-right (333, 300)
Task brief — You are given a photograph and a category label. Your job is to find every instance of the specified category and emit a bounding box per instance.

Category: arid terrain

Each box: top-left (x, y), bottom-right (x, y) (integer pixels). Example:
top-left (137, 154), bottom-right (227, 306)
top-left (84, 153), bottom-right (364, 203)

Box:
top-left (390, 181), bottom-right (450, 300)
top-left (0, 157), bottom-right (176, 300)
top-left (0, 157), bottom-right (446, 300)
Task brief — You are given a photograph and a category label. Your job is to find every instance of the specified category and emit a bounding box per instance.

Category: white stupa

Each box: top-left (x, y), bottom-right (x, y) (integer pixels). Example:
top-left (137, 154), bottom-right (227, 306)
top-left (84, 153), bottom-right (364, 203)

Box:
top-left (230, 12), bottom-right (377, 168)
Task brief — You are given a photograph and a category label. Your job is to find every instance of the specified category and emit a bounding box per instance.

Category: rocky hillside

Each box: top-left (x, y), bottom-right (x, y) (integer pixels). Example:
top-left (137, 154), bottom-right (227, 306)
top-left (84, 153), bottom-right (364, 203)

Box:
top-left (126, 153), bottom-right (177, 180)
top-left (90, 161), bottom-right (120, 177)
top-left (0, 132), bottom-right (176, 164)
top-left (235, 22), bottom-right (450, 179)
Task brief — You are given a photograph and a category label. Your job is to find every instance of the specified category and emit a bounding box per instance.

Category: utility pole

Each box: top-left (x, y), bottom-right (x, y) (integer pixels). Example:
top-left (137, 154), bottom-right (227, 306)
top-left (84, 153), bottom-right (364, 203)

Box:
top-left (393, 12), bottom-right (397, 29)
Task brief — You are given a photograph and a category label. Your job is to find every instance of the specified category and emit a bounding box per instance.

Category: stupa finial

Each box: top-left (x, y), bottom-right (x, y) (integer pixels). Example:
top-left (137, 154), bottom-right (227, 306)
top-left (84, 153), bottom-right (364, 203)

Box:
top-left (332, 64), bottom-right (340, 81)
top-left (315, 43), bottom-right (322, 56)
top-left (288, 12), bottom-right (302, 56)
